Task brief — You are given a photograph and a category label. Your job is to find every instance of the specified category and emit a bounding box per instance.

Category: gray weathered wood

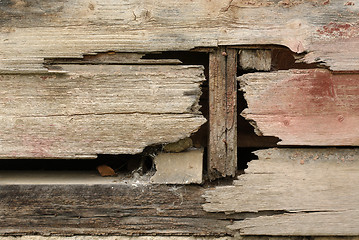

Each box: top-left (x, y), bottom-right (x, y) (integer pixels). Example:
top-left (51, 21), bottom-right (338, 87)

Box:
top-left (0, 65), bottom-right (206, 158)
top-left (239, 69), bottom-right (359, 146)
top-left (1, 0), bottom-right (359, 72)
top-left (203, 148), bottom-right (359, 236)
top-left (0, 172), bottom-right (232, 236)
top-left (208, 47), bottom-right (237, 179)
top-left (239, 50), bottom-right (271, 71)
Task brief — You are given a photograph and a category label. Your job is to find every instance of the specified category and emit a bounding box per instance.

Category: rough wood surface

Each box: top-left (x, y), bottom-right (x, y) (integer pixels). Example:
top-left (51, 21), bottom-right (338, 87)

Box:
top-left (239, 50), bottom-right (271, 71)
top-left (0, 173), bottom-right (232, 236)
top-left (208, 47), bottom-right (237, 179)
top-left (0, 65), bottom-right (206, 158)
top-left (0, 237), bottom-right (233, 240)
top-left (1, 0), bottom-right (359, 72)
top-left (203, 148), bottom-right (359, 236)
top-left (239, 69), bottom-right (359, 146)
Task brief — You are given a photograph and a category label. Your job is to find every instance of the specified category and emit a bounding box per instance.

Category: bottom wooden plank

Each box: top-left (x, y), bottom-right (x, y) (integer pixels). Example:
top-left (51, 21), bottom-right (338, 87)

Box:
top-left (0, 171), bottom-right (231, 236)
top-left (203, 148), bottom-right (359, 236)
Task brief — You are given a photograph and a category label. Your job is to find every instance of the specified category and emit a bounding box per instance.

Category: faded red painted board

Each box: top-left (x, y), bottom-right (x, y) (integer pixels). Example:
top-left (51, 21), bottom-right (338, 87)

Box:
top-left (239, 69), bottom-right (359, 146)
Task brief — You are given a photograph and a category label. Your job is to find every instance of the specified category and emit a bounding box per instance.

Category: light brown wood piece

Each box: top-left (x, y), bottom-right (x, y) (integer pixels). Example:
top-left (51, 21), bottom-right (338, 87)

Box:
top-left (239, 69), bottom-right (359, 146)
top-left (239, 49), bottom-right (271, 71)
top-left (1, 0), bottom-right (359, 72)
top-left (203, 148), bottom-right (359, 236)
top-left (0, 65), bottom-right (206, 158)
top-left (208, 47), bottom-right (237, 179)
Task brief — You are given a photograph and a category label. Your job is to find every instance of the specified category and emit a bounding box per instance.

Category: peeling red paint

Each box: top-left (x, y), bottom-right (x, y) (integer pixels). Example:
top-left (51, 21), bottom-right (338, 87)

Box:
top-left (317, 22), bottom-right (359, 38)
top-left (242, 69), bottom-right (359, 145)
top-left (344, 1), bottom-right (355, 6)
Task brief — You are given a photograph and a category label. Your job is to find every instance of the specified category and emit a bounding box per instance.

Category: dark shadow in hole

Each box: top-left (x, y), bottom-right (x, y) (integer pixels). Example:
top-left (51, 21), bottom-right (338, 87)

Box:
top-left (271, 48), bottom-right (322, 70)
top-left (0, 154), bottom-right (153, 174)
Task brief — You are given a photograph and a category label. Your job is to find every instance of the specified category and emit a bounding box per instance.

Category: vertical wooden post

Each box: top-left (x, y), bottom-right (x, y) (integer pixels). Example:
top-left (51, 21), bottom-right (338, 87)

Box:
top-left (208, 47), bottom-right (238, 179)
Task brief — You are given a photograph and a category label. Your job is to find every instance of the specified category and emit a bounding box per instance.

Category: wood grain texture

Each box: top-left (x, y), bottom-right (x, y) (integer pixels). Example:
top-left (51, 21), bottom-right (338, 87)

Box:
top-left (1, 0), bottom-right (359, 72)
top-left (208, 47), bottom-right (237, 179)
top-left (203, 148), bottom-right (359, 236)
top-left (0, 179), bottom-right (232, 236)
top-left (0, 65), bottom-right (206, 158)
top-left (239, 50), bottom-right (271, 71)
top-left (239, 69), bottom-right (359, 146)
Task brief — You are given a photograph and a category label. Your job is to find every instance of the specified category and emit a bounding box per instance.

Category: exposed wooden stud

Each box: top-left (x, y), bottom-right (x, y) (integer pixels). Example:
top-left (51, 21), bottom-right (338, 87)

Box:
top-left (208, 47), bottom-right (237, 179)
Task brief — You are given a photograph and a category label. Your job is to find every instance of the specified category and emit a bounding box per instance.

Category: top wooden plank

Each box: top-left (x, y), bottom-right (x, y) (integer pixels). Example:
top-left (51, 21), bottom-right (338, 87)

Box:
top-left (1, 0), bottom-right (359, 72)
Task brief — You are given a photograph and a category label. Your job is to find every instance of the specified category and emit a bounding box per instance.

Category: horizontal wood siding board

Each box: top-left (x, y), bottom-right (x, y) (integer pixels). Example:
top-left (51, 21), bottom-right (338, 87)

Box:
top-left (0, 65), bottom-right (206, 158)
top-left (203, 148), bottom-right (359, 236)
top-left (0, 183), bottom-right (232, 236)
top-left (238, 69), bottom-right (359, 146)
top-left (1, 0), bottom-right (359, 72)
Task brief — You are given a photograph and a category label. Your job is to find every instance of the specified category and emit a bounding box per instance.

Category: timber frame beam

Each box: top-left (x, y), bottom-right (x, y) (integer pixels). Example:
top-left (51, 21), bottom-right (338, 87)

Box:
top-left (208, 47), bottom-right (238, 179)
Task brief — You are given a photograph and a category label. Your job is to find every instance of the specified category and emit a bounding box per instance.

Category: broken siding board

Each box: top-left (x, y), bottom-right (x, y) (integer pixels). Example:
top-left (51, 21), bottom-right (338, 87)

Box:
top-left (0, 65), bottom-right (206, 158)
top-left (203, 148), bottom-right (359, 236)
top-left (208, 47), bottom-right (237, 179)
top-left (1, 0), bottom-right (359, 72)
top-left (239, 69), bottom-right (359, 146)
top-left (0, 175), bottom-right (232, 236)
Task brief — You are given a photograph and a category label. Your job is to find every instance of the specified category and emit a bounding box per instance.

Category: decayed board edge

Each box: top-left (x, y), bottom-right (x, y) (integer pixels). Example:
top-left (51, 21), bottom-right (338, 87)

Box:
top-left (0, 177), bottom-right (233, 236)
top-left (238, 69), bottom-right (359, 146)
top-left (208, 47), bottom-right (237, 179)
top-left (0, 65), bottom-right (206, 158)
top-left (1, 0), bottom-right (359, 72)
top-left (203, 148), bottom-right (359, 236)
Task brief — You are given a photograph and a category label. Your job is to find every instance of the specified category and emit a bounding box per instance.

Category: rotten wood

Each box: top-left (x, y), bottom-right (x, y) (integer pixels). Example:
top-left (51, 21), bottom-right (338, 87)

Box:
top-left (0, 172), bottom-right (232, 236)
top-left (208, 47), bottom-right (237, 179)
top-left (239, 69), bottom-right (359, 146)
top-left (1, 0), bottom-right (359, 72)
top-left (203, 148), bottom-right (359, 236)
top-left (0, 65), bottom-right (206, 158)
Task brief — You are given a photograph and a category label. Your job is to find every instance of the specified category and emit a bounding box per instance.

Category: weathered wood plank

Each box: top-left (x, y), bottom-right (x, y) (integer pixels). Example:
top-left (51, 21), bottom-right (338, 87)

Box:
top-left (239, 69), bottom-right (359, 146)
top-left (0, 65), bottom-right (206, 158)
top-left (0, 172), bottom-right (232, 236)
top-left (208, 47), bottom-right (237, 179)
top-left (1, 0), bottom-right (359, 72)
top-left (239, 50), bottom-right (271, 71)
top-left (203, 148), bottom-right (359, 236)
top-left (0, 237), bottom-right (233, 240)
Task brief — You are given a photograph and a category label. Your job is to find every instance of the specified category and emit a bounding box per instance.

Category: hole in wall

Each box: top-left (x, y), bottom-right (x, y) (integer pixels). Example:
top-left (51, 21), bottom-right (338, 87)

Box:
top-left (271, 48), bottom-right (323, 70)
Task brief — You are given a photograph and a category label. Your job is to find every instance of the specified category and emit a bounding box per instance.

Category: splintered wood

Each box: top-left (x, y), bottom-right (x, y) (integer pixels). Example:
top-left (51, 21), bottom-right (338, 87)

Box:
top-left (203, 148), bottom-right (359, 236)
top-left (239, 69), bottom-right (359, 146)
top-left (1, 0), bottom-right (359, 72)
top-left (0, 65), bottom-right (206, 158)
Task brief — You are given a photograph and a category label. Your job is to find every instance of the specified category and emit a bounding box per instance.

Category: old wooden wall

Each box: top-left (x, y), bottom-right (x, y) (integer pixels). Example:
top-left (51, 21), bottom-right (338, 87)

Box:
top-left (0, 0), bottom-right (359, 238)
